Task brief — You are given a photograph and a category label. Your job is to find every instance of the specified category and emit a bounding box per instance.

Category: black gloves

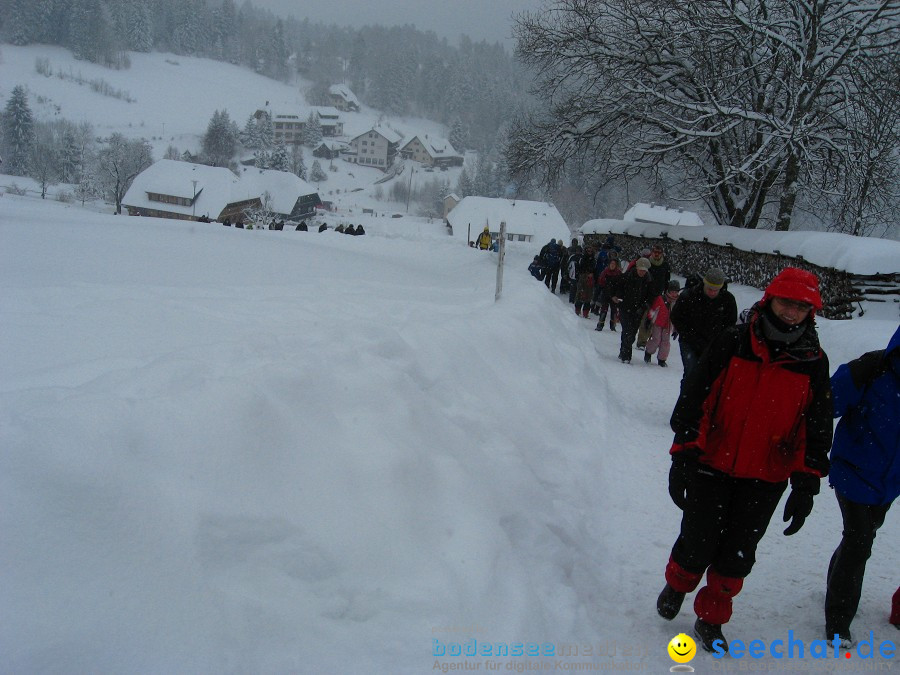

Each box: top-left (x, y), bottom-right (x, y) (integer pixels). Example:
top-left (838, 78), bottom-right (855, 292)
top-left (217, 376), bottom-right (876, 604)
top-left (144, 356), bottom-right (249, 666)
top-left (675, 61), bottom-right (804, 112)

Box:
top-left (668, 450), bottom-right (699, 510)
top-left (782, 472), bottom-right (820, 536)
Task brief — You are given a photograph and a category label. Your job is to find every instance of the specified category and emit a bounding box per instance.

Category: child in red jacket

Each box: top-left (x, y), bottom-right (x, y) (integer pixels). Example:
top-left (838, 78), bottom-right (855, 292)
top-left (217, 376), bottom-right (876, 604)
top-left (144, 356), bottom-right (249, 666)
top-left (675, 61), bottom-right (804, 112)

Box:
top-left (644, 280), bottom-right (680, 366)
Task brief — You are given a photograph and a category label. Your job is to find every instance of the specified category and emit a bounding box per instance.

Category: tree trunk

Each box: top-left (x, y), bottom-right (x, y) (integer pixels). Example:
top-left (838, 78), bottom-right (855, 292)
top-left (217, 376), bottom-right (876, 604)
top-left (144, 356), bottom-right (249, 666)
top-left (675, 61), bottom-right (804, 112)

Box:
top-left (775, 151), bottom-right (801, 232)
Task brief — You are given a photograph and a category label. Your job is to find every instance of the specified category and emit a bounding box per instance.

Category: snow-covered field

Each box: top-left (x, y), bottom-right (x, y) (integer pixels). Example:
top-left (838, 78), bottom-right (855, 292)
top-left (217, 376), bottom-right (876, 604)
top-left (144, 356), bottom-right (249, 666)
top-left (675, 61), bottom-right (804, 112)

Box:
top-left (1, 193), bottom-right (897, 673)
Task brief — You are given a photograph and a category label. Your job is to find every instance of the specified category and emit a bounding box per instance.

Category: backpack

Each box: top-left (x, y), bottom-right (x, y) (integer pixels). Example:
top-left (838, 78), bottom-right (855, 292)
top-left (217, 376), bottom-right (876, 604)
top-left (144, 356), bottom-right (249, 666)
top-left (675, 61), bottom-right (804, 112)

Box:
top-left (543, 243), bottom-right (561, 268)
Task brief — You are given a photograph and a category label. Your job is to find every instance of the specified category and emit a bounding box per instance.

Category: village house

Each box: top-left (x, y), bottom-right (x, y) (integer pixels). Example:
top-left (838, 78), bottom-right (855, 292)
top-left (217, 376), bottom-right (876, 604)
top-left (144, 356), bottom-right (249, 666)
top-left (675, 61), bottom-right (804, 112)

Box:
top-left (122, 159), bottom-right (320, 223)
top-left (315, 107), bottom-right (344, 137)
top-left (313, 140), bottom-right (348, 160)
top-left (347, 126), bottom-right (402, 170)
top-left (442, 193), bottom-right (460, 219)
top-left (445, 196), bottom-right (570, 245)
top-left (328, 84), bottom-right (360, 112)
top-left (270, 113), bottom-right (304, 146)
top-left (254, 107), bottom-right (343, 145)
top-left (399, 134), bottom-right (464, 169)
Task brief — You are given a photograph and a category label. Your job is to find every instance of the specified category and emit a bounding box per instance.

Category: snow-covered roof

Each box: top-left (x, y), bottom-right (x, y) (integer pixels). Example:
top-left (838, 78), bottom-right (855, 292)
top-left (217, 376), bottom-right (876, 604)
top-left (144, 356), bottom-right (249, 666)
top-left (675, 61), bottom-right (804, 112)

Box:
top-left (314, 106), bottom-right (342, 120)
top-left (123, 160), bottom-right (319, 220)
top-left (623, 202), bottom-right (704, 227)
top-left (122, 159), bottom-right (240, 220)
top-left (351, 125), bottom-right (403, 145)
top-left (446, 197), bottom-right (569, 243)
top-left (328, 84), bottom-right (360, 106)
top-left (579, 219), bottom-right (900, 276)
top-left (401, 134), bottom-right (460, 160)
top-left (234, 167), bottom-right (319, 215)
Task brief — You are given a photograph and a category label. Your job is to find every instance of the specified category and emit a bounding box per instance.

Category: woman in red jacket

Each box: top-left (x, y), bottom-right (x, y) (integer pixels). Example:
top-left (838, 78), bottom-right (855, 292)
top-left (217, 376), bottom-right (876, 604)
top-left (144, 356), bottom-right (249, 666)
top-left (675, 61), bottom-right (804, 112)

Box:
top-left (656, 268), bottom-right (833, 653)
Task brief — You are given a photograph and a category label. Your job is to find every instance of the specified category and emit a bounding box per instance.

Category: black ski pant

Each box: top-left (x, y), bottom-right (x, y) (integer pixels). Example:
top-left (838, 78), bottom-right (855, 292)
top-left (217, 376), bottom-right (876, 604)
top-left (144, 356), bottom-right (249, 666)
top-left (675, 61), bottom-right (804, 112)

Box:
top-left (544, 265), bottom-right (560, 292)
top-left (618, 307), bottom-right (642, 361)
top-left (671, 466), bottom-right (787, 580)
top-left (825, 493), bottom-right (892, 634)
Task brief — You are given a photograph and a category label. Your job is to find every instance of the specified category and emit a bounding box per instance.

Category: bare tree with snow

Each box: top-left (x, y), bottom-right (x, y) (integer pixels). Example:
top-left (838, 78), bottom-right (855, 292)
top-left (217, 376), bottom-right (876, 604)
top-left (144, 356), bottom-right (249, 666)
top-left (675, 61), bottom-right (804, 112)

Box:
top-left (507, 0), bottom-right (900, 231)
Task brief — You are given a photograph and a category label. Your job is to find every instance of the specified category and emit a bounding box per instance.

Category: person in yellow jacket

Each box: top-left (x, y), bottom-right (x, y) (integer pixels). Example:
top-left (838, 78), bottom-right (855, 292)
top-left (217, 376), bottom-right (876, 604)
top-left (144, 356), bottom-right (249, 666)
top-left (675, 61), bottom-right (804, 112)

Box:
top-left (475, 226), bottom-right (493, 250)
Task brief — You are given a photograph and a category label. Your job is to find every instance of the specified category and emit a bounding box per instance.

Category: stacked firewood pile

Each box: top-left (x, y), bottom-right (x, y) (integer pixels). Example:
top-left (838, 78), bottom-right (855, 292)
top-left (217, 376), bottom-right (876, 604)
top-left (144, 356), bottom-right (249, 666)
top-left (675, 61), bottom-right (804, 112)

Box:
top-left (583, 232), bottom-right (899, 320)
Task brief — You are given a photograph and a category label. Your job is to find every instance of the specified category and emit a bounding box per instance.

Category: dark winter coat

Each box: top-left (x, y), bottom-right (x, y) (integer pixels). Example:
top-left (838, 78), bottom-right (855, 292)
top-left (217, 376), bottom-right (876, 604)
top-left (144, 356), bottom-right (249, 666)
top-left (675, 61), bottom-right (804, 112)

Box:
top-left (829, 326), bottom-right (900, 506)
top-left (597, 265), bottom-right (622, 302)
top-left (670, 283), bottom-right (738, 356)
top-left (607, 266), bottom-right (655, 316)
top-left (540, 240), bottom-right (563, 270)
top-left (670, 306), bottom-right (832, 483)
top-left (647, 257), bottom-right (671, 296)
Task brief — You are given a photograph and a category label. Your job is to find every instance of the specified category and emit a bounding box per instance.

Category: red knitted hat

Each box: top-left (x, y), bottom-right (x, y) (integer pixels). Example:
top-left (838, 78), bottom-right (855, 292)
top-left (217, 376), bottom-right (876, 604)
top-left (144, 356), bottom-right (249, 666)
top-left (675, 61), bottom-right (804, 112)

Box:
top-left (762, 267), bottom-right (823, 310)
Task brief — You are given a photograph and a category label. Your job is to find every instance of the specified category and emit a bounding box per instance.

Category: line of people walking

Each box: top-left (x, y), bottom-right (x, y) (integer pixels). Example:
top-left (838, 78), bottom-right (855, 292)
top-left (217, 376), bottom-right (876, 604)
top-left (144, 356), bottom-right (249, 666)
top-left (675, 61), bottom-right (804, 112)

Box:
top-left (530, 238), bottom-right (898, 654)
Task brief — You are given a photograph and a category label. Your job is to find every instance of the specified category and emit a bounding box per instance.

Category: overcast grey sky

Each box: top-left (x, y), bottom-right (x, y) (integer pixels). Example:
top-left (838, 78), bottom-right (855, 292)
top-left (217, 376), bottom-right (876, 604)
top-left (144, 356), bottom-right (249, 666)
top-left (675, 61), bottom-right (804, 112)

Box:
top-left (251, 0), bottom-right (545, 46)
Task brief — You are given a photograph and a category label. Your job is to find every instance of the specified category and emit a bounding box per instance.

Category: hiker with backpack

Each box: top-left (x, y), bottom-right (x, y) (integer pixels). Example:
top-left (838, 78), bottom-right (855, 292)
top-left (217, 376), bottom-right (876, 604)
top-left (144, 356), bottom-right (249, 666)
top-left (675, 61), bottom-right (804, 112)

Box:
top-left (539, 239), bottom-right (564, 293)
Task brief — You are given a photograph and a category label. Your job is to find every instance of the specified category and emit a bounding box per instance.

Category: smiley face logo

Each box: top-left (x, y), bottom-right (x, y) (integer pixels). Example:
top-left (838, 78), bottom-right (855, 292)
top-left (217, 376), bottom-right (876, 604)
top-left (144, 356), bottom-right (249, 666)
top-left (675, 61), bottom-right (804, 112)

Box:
top-left (668, 633), bottom-right (697, 664)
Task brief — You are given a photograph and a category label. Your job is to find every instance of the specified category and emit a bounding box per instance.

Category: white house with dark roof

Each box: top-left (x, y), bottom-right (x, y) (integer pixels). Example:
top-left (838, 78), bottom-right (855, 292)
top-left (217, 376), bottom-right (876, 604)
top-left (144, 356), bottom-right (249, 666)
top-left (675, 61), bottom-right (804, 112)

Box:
top-left (399, 134), bottom-right (463, 168)
top-left (122, 159), bottom-right (320, 223)
top-left (347, 126), bottom-right (403, 170)
top-left (328, 84), bottom-right (360, 112)
top-left (314, 107), bottom-right (344, 137)
top-left (623, 202), bottom-right (704, 227)
top-left (445, 196), bottom-right (570, 245)
top-left (122, 159), bottom-right (239, 221)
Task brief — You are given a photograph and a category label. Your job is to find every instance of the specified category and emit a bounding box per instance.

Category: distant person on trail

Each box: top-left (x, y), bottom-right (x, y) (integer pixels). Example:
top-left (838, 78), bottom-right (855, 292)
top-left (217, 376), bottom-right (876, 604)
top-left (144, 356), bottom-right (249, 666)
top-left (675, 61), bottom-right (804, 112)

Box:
top-left (318, 222), bottom-right (328, 232)
top-left (561, 238), bottom-right (581, 296)
top-left (573, 245), bottom-right (596, 318)
top-left (594, 253), bottom-right (622, 332)
top-left (476, 226), bottom-right (493, 250)
top-left (539, 238), bottom-right (563, 293)
top-left (824, 325), bottom-right (900, 648)
top-left (658, 267), bottom-right (833, 654)
top-left (607, 256), bottom-right (655, 363)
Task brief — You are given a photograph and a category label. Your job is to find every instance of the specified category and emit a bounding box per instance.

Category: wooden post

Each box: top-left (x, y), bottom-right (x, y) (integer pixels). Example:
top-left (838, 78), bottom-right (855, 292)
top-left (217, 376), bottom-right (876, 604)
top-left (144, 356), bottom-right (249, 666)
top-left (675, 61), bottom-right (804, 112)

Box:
top-left (495, 221), bottom-right (506, 302)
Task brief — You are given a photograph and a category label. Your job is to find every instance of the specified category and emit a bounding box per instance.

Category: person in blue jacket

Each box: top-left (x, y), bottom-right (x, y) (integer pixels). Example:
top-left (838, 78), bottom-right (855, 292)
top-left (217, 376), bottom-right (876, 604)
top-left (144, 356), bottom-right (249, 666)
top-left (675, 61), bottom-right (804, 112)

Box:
top-left (825, 325), bottom-right (900, 647)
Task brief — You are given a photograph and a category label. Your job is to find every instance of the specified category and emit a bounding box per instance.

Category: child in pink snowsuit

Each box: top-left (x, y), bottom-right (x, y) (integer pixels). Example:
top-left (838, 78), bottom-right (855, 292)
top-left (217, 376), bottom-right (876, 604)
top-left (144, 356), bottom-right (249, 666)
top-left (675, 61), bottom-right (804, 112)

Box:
top-left (644, 280), bottom-right (680, 367)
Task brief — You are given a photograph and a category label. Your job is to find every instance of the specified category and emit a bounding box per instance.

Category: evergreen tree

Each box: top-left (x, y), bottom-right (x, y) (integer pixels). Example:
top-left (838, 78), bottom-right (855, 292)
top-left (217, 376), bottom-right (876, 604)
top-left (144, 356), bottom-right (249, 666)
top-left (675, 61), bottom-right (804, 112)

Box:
top-left (59, 125), bottom-right (82, 183)
top-left (309, 159), bottom-right (327, 183)
top-left (456, 166), bottom-right (474, 198)
top-left (290, 145), bottom-right (307, 180)
top-left (271, 19), bottom-right (289, 81)
top-left (269, 141), bottom-right (291, 172)
top-left (257, 114), bottom-right (274, 151)
top-left (202, 109), bottom-right (239, 167)
top-left (125, 0), bottom-right (153, 53)
top-left (449, 117), bottom-right (468, 153)
top-left (240, 115), bottom-right (261, 150)
top-left (2, 85), bottom-right (36, 176)
top-left (7, 0), bottom-right (36, 45)
top-left (254, 149), bottom-right (271, 169)
top-left (302, 111), bottom-right (323, 147)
